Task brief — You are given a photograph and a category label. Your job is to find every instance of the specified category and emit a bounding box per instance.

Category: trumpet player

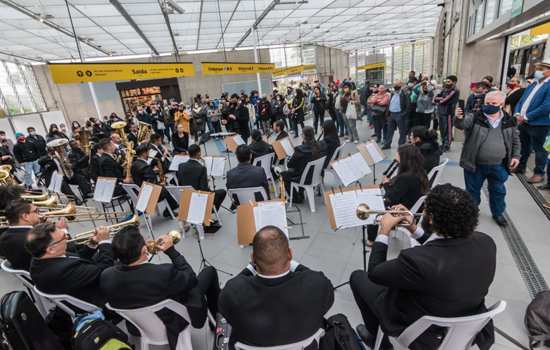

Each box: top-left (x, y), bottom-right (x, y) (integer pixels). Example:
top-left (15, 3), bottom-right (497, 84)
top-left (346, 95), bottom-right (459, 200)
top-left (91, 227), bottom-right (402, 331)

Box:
top-left (100, 225), bottom-right (220, 331)
top-left (26, 222), bottom-right (114, 307)
top-left (97, 138), bottom-right (126, 197)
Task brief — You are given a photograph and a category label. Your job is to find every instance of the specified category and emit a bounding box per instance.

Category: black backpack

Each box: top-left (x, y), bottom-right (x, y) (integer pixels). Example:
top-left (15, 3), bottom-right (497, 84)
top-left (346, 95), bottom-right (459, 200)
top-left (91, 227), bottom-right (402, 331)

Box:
top-left (525, 290), bottom-right (550, 349)
top-left (320, 314), bottom-right (364, 350)
top-left (0, 291), bottom-right (64, 350)
top-left (73, 318), bottom-right (130, 350)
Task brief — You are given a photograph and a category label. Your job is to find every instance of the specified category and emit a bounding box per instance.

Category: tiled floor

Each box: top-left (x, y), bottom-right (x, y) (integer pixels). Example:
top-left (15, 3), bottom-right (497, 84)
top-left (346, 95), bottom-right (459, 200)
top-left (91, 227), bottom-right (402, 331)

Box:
top-left (1, 119), bottom-right (547, 350)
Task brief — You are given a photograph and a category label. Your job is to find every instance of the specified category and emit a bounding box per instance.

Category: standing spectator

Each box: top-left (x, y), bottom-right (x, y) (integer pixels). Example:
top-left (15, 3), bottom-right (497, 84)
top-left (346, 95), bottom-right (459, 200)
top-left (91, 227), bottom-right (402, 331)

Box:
top-left (410, 126), bottom-right (441, 174)
top-left (482, 75), bottom-right (498, 91)
top-left (257, 96), bottom-right (272, 135)
top-left (368, 85), bottom-right (390, 144)
top-left (26, 127), bottom-right (47, 158)
top-left (271, 94), bottom-right (286, 128)
top-left (340, 82), bottom-right (360, 143)
top-left (434, 75), bottom-right (459, 152)
top-left (0, 130), bottom-right (14, 154)
top-left (504, 76), bottom-right (525, 115)
top-left (456, 91), bottom-right (520, 227)
top-left (384, 80), bottom-right (410, 149)
top-left (465, 81), bottom-right (490, 114)
top-left (290, 89), bottom-right (305, 138)
top-left (514, 60), bottom-right (550, 184)
top-left (414, 81), bottom-right (435, 129)
top-left (13, 132), bottom-right (39, 190)
top-left (326, 83), bottom-right (339, 129)
top-left (222, 94), bottom-right (250, 143)
top-left (172, 123), bottom-right (189, 154)
top-left (207, 101), bottom-right (222, 134)
top-left (333, 84), bottom-right (348, 137)
top-left (311, 86), bottom-right (327, 135)
top-left (46, 124), bottom-right (69, 142)
top-left (0, 132), bottom-right (14, 167)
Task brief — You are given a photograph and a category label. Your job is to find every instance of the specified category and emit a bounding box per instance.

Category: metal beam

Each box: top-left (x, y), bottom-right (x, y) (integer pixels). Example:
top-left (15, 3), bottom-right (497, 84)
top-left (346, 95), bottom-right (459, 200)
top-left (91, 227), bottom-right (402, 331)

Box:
top-left (0, 50), bottom-right (44, 62)
top-left (215, 0), bottom-right (241, 49)
top-left (232, 0), bottom-right (279, 49)
top-left (195, 0), bottom-right (204, 50)
top-left (0, 0), bottom-right (111, 56)
top-left (158, 0), bottom-right (179, 57)
top-left (109, 0), bottom-right (159, 55)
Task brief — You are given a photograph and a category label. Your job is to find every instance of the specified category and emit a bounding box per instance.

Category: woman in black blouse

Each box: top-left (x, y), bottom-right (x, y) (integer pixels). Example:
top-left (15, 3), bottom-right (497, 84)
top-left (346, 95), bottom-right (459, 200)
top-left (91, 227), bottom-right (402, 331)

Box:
top-left (171, 123), bottom-right (189, 154)
top-left (319, 120), bottom-right (340, 169)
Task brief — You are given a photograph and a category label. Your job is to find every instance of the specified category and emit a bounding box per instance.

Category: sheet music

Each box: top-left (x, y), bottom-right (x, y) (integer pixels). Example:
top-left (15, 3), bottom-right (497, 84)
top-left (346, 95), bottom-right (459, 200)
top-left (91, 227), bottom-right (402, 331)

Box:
top-left (330, 191), bottom-right (362, 229)
top-left (169, 155), bottom-right (189, 171)
top-left (351, 152), bottom-right (372, 177)
top-left (234, 135), bottom-right (245, 145)
top-left (366, 142), bottom-right (384, 164)
top-left (135, 184), bottom-right (153, 213)
top-left (355, 188), bottom-right (385, 225)
top-left (203, 157), bottom-right (225, 177)
top-left (253, 201), bottom-right (288, 236)
top-left (280, 138), bottom-right (294, 156)
top-left (93, 178), bottom-right (116, 203)
top-left (187, 192), bottom-right (209, 224)
top-left (332, 157), bottom-right (357, 186)
top-left (48, 171), bottom-right (63, 193)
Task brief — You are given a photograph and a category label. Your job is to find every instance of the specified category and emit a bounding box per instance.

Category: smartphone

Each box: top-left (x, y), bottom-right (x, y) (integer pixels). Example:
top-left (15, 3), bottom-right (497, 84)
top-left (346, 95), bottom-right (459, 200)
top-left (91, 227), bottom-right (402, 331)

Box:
top-left (458, 99), bottom-right (465, 111)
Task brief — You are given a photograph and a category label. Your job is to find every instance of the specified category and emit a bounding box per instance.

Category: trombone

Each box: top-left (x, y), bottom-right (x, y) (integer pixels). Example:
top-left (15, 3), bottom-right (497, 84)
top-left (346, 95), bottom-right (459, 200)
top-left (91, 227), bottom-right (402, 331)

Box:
top-left (42, 202), bottom-right (127, 222)
top-left (67, 214), bottom-right (140, 244)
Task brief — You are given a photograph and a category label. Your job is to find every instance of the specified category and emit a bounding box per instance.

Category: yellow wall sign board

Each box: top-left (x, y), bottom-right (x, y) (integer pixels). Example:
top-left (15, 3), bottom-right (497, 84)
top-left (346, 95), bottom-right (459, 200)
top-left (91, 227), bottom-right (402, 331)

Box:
top-left (201, 62), bottom-right (275, 75)
top-left (530, 22), bottom-right (550, 36)
top-left (357, 62), bottom-right (385, 71)
top-left (48, 62), bottom-right (196, 84)
top-left (273, 64), bottom-right (317, 77)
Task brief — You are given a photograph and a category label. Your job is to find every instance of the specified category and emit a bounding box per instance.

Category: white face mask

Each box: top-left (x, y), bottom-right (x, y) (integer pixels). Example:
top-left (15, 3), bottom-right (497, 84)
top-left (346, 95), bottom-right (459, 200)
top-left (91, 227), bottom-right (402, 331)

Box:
top-left (30, 131), bottom-right (36, 136)
top-left (533, 70), bottom-right (544, 80)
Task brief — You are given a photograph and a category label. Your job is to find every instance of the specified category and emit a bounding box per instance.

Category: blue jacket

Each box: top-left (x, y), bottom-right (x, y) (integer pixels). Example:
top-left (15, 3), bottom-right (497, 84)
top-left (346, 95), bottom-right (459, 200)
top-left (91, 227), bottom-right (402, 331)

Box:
top-left (514, 80), bottom-right (550, 126)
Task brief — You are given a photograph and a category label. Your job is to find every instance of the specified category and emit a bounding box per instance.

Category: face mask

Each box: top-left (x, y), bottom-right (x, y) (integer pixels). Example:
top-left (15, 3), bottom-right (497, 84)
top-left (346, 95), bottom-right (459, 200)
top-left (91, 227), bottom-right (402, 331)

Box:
top-left (30, 131), bottom-right (36, 136)
top-left (394, 85), bottom-right (401, 90)
top-left (534, 70), bottom-right (544, 80)
top-left (482, 104), bottom-right (501, 115)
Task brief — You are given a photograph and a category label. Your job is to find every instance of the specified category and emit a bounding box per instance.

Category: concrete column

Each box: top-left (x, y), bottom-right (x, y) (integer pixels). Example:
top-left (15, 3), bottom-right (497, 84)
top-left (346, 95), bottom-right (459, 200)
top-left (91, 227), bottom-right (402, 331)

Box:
top-left (391, 44), bottom-right (395, 83)
top-left (88, 82), bottom-right (102, 119)
top-left (253, 27), bottom-right (263, 96)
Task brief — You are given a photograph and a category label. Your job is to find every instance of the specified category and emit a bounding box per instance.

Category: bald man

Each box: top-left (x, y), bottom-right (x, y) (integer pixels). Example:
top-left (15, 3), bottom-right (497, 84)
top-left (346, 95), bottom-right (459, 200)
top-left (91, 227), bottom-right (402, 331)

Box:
top-left (456, 90), bottom-right (521, 227)
top-left (218, 226), bottom-right (334, 348)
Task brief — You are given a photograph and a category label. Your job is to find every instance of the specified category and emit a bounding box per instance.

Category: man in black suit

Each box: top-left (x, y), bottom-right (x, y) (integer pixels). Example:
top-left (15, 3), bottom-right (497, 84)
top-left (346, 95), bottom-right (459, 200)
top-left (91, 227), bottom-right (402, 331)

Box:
top-left (26, 127), bottom-right (47, 158)
top-left (219, 226), bottom-right (334, 348)
top-left (350, 184), bottom-right (497, 350)
top-left (0, 200), bottom-right (42, 270)
top-left (249, 129), bottom-right (273, 161)
top-left (131, 144), bottom-right (178, 213)
top-left (272, 120), bottom-right (289, 141)
top-left (101, 225), bottom-right (220, 329)
top-left (97, 138), bottom-right (125, 196)
top-left (222, 94), bottom-right (250, 143)
top-left (226, 145), bottom-right (269, 204)
top-left (26, 222), bottom-right (114, 306)
top-left (127, 123), bottom-right (139, 146)
top-left (176, 144), bottom-right (226, 212)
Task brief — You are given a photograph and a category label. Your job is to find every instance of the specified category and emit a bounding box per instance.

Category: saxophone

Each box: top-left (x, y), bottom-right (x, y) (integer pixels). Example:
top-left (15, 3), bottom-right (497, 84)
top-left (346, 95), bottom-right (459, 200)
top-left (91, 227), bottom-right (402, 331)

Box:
top-left (123, 141), bottom-right (135, 183)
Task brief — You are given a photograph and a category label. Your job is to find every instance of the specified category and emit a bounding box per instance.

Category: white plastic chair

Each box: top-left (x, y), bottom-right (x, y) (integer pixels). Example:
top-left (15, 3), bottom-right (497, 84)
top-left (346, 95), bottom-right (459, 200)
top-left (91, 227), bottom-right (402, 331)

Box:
top-left (0, 260), bottom-right (49, 317)
top-left (427, 158), bottom-right (449, 189)
top-left (373, 301), bottom-right (507, 350)
top-left (235, 328), bottom-right (325, 350)
top-left (106, 299), bottom-right (193, 350)
top-left (33, 286), bottom-right (100, 318)
top-left (228, 186), bottom-right (269, 207)
top-left (253, 152), bottom-right (278, 197)
top-left (165, 185), bottom-right (192, 204)
top-left (289, 156), bottom-right (327, 213)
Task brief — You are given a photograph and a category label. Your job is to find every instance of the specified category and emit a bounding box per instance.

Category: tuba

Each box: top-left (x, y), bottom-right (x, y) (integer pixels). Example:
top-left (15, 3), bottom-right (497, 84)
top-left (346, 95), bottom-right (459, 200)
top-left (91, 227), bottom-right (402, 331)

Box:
top-left (47, 138), bottom-right (73, 179)
top-left (111, 121), bottom-right (129, 145)
top-left (78, 128), bottom-right (92, 155)
top-left (0, 165), bottom-right (14, 185)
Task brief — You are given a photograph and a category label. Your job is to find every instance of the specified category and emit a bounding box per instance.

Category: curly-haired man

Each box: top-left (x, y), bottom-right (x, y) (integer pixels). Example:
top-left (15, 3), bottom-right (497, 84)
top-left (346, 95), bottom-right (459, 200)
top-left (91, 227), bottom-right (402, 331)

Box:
top-left (350, 184), bottom-right (497, 350)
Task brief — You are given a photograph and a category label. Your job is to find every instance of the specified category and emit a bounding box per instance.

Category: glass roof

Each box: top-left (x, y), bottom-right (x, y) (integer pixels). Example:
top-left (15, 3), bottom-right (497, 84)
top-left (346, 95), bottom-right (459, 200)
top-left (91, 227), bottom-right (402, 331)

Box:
top-left (0, 0), bottom-right (441, 61)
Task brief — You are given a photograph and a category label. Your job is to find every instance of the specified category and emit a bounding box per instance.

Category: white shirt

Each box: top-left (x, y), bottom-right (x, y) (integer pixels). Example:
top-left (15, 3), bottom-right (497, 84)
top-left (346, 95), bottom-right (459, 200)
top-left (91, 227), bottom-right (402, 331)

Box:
top-left (520, 77), bottom-right (550, 120)
top-left (375, 227), bottom-right (444, 245)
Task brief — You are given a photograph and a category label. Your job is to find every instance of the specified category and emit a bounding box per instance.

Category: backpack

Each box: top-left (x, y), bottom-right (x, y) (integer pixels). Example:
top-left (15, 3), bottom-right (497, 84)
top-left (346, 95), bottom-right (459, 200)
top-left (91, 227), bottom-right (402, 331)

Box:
top-left (525, 291), bottom-right (550, 349)
top-left (73, 311), bottom-right (130, 350)
top-left (320, 314), bottom-right (364, 350)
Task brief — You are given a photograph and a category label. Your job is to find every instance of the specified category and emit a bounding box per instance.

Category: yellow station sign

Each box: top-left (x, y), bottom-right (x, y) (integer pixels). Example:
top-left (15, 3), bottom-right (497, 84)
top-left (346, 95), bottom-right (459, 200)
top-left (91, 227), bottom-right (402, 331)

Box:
top-left (48, 62), bottom-right (196, 84)
top-left (201, 62), bottom-right (275, 75)
top-left (357, 62), bottom-right (385, 71)
top-left (272, 64), bottom-right (317, 77)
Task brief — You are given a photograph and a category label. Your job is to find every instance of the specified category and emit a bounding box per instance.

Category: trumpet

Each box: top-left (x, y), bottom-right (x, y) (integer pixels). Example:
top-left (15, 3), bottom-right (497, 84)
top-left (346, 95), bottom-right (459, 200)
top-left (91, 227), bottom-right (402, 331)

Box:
top-left (145, 231), bottom-right (182, 254)
top-left (67, 214), bottom-right (140, 244)
top-left (356, 203), bottom-right (423, 221)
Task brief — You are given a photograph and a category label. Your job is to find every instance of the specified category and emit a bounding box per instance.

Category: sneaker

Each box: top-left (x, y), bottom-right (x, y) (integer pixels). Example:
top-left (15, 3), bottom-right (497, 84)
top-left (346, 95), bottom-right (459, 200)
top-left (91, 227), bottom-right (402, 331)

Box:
top-left (353, 140), bottom-right (359, 144)
top-left (493, 216), bottom-right (508, 227)
top-left (527, 175), bottom-right (544, 184)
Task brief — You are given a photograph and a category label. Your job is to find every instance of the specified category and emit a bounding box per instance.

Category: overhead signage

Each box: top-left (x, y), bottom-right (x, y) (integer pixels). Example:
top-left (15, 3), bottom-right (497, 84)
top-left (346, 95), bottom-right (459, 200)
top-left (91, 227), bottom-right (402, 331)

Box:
top-left (357, 62), bottom-right (385, 71)
top-left (48, 62), bottom-right (196, 84)
top-left (201, 62), bottom-right (275, 75)
top-left (272, 64), bottom-right (317, 77)
top-left (530, 22), bottom-right (550, 36)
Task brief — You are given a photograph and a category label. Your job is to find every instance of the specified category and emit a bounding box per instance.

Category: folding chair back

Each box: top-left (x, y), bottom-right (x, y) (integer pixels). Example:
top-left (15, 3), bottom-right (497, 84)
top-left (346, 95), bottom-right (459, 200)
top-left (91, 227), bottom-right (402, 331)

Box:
top-left (228, 187), bottom-right (268, 205)
top-left (427, 158), bottom-right (449, 189)
top-left (235, 329), bottom-right (325, 350)
top-left (33, 286), bottom-right (100, 318)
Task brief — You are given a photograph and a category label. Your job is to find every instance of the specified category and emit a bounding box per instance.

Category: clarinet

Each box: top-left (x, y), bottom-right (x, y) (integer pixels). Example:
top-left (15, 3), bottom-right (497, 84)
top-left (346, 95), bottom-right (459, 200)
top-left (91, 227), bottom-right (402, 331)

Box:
top-left (383, 159), bottom-right (399, 177)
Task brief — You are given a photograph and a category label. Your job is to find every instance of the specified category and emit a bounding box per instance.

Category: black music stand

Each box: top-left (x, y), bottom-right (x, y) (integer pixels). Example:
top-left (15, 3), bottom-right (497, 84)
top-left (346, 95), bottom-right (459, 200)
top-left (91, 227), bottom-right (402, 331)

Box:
top-left (193, 225), bottom-right (233, 276)
top-left (333, 225), bottom-right (369, 290)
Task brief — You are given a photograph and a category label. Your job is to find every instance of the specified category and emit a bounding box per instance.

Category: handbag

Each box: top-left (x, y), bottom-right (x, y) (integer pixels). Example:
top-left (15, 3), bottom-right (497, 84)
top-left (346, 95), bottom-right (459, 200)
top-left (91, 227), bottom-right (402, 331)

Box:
top-left (345, 102), bottom-right (357, 120)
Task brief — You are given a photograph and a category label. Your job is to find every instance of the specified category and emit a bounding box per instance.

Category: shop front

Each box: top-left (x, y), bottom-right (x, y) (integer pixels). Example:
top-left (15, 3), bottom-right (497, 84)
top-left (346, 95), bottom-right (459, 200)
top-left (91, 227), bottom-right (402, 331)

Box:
top-left (115, 78), bottom-right (181, 114)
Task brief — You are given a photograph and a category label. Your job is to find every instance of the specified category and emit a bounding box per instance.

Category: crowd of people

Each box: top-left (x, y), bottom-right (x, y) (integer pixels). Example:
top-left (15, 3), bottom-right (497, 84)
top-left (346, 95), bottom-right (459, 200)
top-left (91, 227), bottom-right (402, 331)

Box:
top-left (0, 59), bottom-right (549, 350)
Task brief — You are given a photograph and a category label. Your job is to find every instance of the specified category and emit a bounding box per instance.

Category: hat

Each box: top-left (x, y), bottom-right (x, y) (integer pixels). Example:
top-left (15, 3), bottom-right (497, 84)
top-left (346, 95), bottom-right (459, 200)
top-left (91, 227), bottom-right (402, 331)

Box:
top-left (15, 132), bottom-right (24, 138)
top-left (535, 59), bottom-right (550, 69)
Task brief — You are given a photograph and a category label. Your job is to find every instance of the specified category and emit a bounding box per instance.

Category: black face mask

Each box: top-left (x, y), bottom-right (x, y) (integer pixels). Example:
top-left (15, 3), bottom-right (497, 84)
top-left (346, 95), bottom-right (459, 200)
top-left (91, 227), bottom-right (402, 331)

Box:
top-left (394, 85), bottom-right (401, 90)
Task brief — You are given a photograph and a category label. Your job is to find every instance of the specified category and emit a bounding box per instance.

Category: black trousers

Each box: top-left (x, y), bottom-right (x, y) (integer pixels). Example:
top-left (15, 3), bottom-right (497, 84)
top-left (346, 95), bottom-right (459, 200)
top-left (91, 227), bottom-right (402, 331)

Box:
top-left (186, 266), bottom-right (221, 328)
top-left (372, 113), bottom-right (386, 143)
top-left (160, 188), bottom-right (179, 211)
top-left (213, 189), bottom-right (227, 211)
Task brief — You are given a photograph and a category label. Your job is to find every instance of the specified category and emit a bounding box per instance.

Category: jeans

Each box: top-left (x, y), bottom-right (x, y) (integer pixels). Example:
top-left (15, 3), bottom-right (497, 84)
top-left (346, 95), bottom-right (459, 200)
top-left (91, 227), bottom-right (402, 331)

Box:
top-left (464, 164), bottom-right (509, 218)
top-left (336, 111), bottom-right (348, 136)
top-left (438, 110), bottom-right (453, 148)
top-left (385, 112), bottom-right (407, 147)
top-left (518, 124), bottom-right (550, 175)
top-left (23, 160), bottom-right (40, 187)
top-left (346, 118), bottom-right (359, 142)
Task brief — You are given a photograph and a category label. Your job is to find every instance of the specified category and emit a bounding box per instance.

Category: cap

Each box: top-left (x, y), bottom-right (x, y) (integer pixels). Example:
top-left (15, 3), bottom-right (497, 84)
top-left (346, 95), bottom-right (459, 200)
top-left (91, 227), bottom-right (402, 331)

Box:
top-left (535, 59), bottom-right (550, 69)
top-left (15, 132), bottom-right (24, 138)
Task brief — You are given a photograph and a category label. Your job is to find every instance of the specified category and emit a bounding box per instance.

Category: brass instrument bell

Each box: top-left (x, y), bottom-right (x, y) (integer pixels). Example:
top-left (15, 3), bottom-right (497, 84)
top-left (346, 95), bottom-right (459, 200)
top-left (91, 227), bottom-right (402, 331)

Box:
top-left (146, 230), bottom-right (182, 254)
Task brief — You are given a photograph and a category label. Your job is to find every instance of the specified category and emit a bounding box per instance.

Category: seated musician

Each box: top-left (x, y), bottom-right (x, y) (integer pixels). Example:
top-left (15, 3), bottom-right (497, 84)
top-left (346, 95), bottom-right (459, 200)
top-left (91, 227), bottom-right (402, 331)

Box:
top-left (172, 123), bottom-right (189, 154)
top-left (219, 226), bottom-right (334, 348)
top-left (280, 126), bottom-right (324, 203)
top-left (131, 144), bottom-right (178, 215)
top-left (97, 138), bottom-right (125, 196)
top-left (176, 144), bottom-right (226, 216)
top-left (410, 126), bottom-right (441, 174)
top-left (149, 133), bottom-right (169, 172)
top-left (249, 129), bottom-right (273, 161)
top-left (319, 120), bottom-right (341, 170)
top-left (271, 120), bottom-right (289, 141)
top-left (350, 184), bottom-right (496, 350)
top-left (110, 132), bottom-right (125, 159)
top-left (0, 200), bottom-right (42, 270)
top-left (226, 145), bottom-right (270, 205)
top-left (100, 226), bottom-right (220, 330)
top-left (127, 123), bottom-right (139, 146)
top-left (26, 222), bottom-right (114, 306)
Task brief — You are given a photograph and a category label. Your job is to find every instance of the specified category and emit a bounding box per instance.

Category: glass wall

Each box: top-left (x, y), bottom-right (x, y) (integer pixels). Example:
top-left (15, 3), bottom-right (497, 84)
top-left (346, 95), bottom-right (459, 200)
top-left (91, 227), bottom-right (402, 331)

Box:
top-left (269, 45), bottom-right (316, 68)
top-left (0, 59), bottom-right (46, 117)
